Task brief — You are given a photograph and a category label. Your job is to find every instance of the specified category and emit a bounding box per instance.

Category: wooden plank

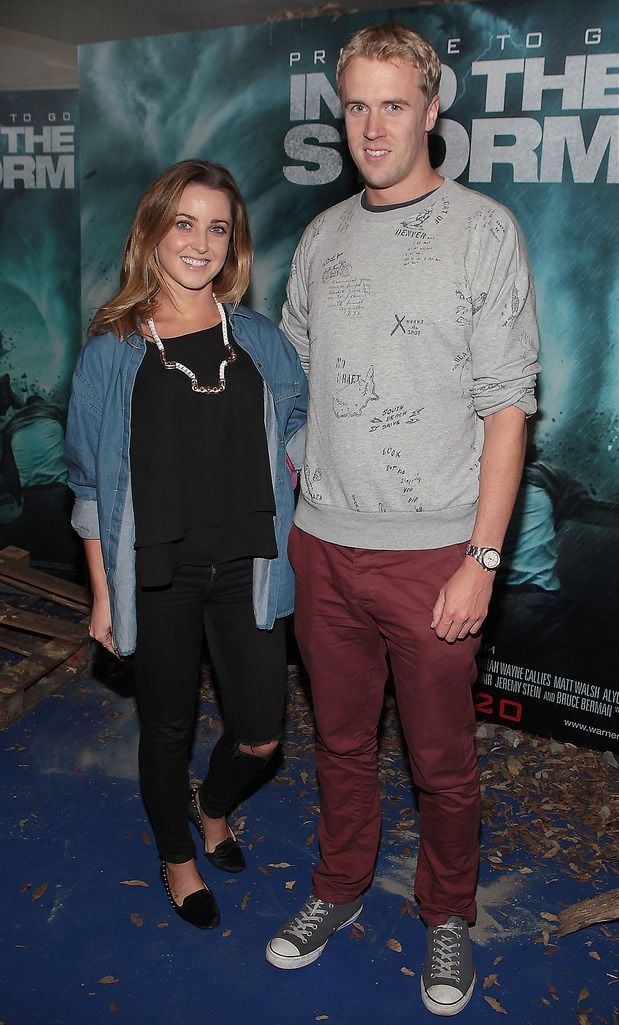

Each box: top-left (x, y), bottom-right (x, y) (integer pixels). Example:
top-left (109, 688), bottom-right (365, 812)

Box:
top-left (0, 604), bottom-right (87, 642)
top-left (0, 575), bottom-right (89, 614)
top-left (0, 644), bottom-right (89, 729)
top-left (0, 546), bottom-right (30, 564)
top-left (0, 581), bottom-right (88, 614)
top-left (0, 624), bottom-right (39, 656)
top-left (0, 550), bottom-right (90, 611)
top-left (0, 637), bottom-right (85, 697)
top-left (20, 646), bottom-right (88, 718)
top-left (0, 550), bottom-right (91, 728)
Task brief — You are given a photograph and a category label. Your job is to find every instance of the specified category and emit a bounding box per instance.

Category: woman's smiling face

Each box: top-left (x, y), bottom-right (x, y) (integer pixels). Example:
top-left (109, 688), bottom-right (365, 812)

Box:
top-left (156, 183), bottom-right (232, 296)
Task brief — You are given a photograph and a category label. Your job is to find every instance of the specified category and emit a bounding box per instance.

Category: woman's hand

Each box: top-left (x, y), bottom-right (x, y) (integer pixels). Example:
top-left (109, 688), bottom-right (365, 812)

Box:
top-left (83, 538), bottom-right (118, 657)
top-left (89, 592), bottom-right (117, 655)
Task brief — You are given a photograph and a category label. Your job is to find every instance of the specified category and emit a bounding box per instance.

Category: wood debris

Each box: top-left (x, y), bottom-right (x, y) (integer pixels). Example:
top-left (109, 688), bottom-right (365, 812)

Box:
top-left (0, 547), bottom-right (90, 728)
top-left (556, 889), bottom-right (619, 936)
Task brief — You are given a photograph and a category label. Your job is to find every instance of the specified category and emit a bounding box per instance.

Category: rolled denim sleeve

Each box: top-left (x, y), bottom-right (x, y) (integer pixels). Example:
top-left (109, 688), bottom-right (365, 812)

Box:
top-left (70, 498), bottom-right (100, 539)
top-left (64, 339), bottom-right (105, 534)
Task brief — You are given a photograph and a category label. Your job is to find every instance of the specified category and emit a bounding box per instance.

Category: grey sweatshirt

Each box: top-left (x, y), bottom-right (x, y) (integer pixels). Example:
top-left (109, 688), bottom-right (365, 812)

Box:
top-left (281, 178), bottom-right (540, 551)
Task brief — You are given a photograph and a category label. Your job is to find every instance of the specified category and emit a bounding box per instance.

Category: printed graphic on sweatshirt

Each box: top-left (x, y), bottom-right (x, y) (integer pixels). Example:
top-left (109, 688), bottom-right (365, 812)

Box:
top-left (399, 232), bottom-right (440, 267)
top-left (394, 221), bottom-right (432, 240)
top-left (369, 404), bottom-right (424, 432)
top-left (336, 204), bottom-right (355, 235)
top-left (310, 214), bottom-right (324, 241)
top-left (322, 253), bottom-right (352, 284)
top-left (390, 313), bottom-right (424, 337)
top-left (455, 288), bottom-right (487, 326)
top-left (298, 214), bottom-right (324, 268)
top-left (302, 463), bottom-right (323, 502)
top-left (329, 276), bottom-right (371, 317)
top-left (382, 445), bottom-right (424, 511)
top-left (452, 351), bottom-right (475, 414)
top-left (394, 212), bottom-right (436, 265)
top-left (392, 196), bottom-right (453, 266)
top-left (394, 195), bottom-right (451, 233)
top-left (519, 328), bottom-right (538, 363)
top-left (403, 244), bottom-right (441, 266)
top-left (469, 206), bottom-right (506, 245)
top-left (333, 364), bottom-right (378, 418)
top-left (349, 493), bottom-right (393, 515)
top-left (398, 207), bottom-right (434, 232)
top-left (501, 284), bottom-right (522, 329)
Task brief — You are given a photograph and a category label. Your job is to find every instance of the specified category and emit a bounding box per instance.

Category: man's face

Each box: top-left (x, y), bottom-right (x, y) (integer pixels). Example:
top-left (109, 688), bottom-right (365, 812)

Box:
top-left (340, 56), bottom-right (439, 205)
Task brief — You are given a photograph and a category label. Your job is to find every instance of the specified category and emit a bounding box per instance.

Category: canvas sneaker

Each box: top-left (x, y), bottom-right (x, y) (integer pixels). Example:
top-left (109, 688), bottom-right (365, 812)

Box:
top-left (421, 916), bottom-right (476, 1016)
top-left (266, 894), bottom-right (363, 969)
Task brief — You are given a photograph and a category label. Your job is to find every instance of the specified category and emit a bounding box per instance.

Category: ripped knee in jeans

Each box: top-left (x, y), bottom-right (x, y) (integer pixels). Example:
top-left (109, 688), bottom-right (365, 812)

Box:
top-left (237, 738), bottom-right (280, 760)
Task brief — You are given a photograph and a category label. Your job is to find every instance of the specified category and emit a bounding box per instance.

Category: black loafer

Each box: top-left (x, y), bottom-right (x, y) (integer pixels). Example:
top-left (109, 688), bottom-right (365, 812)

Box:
top-left (160, 862), bottom-right (220, 930)
top-left (205, 834), bottom-right (246, 873)
top-left (189, 787), bottom-right (246, 873)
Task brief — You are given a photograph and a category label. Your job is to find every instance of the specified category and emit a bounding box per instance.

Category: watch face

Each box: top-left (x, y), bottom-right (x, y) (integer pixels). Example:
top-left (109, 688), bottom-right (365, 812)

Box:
top-left (482, 548), bottom-right (501, 570)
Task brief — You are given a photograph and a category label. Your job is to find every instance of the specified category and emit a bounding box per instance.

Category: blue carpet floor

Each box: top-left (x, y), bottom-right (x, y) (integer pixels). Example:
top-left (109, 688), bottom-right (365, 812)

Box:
top-left (1, 639), bottom-right (617, 1025)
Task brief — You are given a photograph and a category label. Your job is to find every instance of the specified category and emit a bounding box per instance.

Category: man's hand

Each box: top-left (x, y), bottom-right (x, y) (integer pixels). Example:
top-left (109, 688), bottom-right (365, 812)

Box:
top-left (431, 559), bottom-right (495, 643)
top-left (430, 405), bottom-right (527, 643)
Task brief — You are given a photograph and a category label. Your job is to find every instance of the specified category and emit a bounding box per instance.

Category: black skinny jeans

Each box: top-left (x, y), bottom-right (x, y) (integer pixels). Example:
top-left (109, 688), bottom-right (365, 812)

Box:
top-left (133, 558), bottom-right (286, 864)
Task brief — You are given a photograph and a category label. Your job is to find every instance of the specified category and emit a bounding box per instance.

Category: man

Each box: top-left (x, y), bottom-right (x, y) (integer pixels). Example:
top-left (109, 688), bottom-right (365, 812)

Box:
top-left (266, 23), bottom-right (540, 1018)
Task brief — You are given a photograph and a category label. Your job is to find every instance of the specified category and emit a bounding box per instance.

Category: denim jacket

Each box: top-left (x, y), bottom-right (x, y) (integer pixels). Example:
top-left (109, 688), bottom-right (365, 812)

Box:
top-left (65, 304), bottom-right (307, 656)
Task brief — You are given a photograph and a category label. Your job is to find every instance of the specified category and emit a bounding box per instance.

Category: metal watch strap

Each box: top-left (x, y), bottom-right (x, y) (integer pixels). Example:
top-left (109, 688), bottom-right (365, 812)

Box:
top-left (466, 543), bottom-right (501, 571)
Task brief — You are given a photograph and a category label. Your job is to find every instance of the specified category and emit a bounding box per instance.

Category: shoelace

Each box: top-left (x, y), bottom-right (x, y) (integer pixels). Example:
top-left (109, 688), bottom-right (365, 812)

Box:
top-left (429, 923), bottom-right (464, 981)
top-left (284, 899), bottom-right (331, 942)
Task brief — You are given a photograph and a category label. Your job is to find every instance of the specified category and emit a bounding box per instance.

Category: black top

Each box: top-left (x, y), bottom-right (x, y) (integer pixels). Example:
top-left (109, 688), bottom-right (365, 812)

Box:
top-left (130, 320), bottom-right (276, 586)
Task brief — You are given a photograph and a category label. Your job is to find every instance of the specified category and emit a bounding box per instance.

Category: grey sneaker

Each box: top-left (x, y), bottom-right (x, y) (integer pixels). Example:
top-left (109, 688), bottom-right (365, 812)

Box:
top-left (421, 916), bottom-right (475, 1016)
top-left (266, 894), bottom-right (363, 969)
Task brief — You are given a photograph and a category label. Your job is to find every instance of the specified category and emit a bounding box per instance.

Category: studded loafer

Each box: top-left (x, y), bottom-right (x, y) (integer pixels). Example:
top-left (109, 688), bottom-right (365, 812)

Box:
top-left (189, 786), bottom-right (246, 873)
top-left (160, 862), bottom-right (220, 930)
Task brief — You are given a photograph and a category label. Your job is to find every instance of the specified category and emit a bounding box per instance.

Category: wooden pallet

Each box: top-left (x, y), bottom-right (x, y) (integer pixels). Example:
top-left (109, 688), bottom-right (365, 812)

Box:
top-left (0, 546), bottom-right (90, 728)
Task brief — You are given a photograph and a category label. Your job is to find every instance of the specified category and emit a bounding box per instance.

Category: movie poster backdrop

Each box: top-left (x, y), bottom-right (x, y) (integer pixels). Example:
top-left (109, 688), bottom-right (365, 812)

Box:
top-left (0, 90), bottom-right (82, 577)
top-left (76, 0), bottom-right (617, 749)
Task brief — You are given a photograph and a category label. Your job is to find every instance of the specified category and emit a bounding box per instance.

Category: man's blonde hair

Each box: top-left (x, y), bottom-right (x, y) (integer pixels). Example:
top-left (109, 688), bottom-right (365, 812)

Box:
top-left (336, 22), bottom-right (442, 102)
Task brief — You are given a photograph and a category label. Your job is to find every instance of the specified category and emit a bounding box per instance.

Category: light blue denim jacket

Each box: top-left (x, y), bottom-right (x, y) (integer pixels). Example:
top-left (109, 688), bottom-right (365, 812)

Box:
top-left (65, 304), bottom-right (307, 656)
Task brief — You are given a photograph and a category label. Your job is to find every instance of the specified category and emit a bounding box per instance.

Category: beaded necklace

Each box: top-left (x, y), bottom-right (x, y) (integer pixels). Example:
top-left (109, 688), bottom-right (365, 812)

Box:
top-left (146, 297), bottom-right (236, 394)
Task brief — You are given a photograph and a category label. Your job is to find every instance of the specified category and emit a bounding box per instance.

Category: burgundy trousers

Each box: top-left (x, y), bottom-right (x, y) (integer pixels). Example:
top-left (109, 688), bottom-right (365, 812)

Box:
top-left (289, 526), bottom-right (481, 926)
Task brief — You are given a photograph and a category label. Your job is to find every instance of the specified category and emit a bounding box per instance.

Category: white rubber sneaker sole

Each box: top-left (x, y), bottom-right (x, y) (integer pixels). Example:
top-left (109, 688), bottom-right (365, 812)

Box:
top-left (265, 904), bottom-right (362, 970)
top-left (420, 972), bottom-right (476, 1017)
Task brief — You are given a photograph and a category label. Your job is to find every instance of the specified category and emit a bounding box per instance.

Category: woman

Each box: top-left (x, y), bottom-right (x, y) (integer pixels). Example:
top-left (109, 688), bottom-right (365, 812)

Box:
top-left (65, 160), bottom-right (307, 930)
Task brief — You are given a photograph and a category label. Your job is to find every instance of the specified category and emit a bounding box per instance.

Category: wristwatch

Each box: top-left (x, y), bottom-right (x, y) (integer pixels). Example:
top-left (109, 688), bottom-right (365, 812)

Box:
top-left (466, 544), bottom-right (501, 571)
